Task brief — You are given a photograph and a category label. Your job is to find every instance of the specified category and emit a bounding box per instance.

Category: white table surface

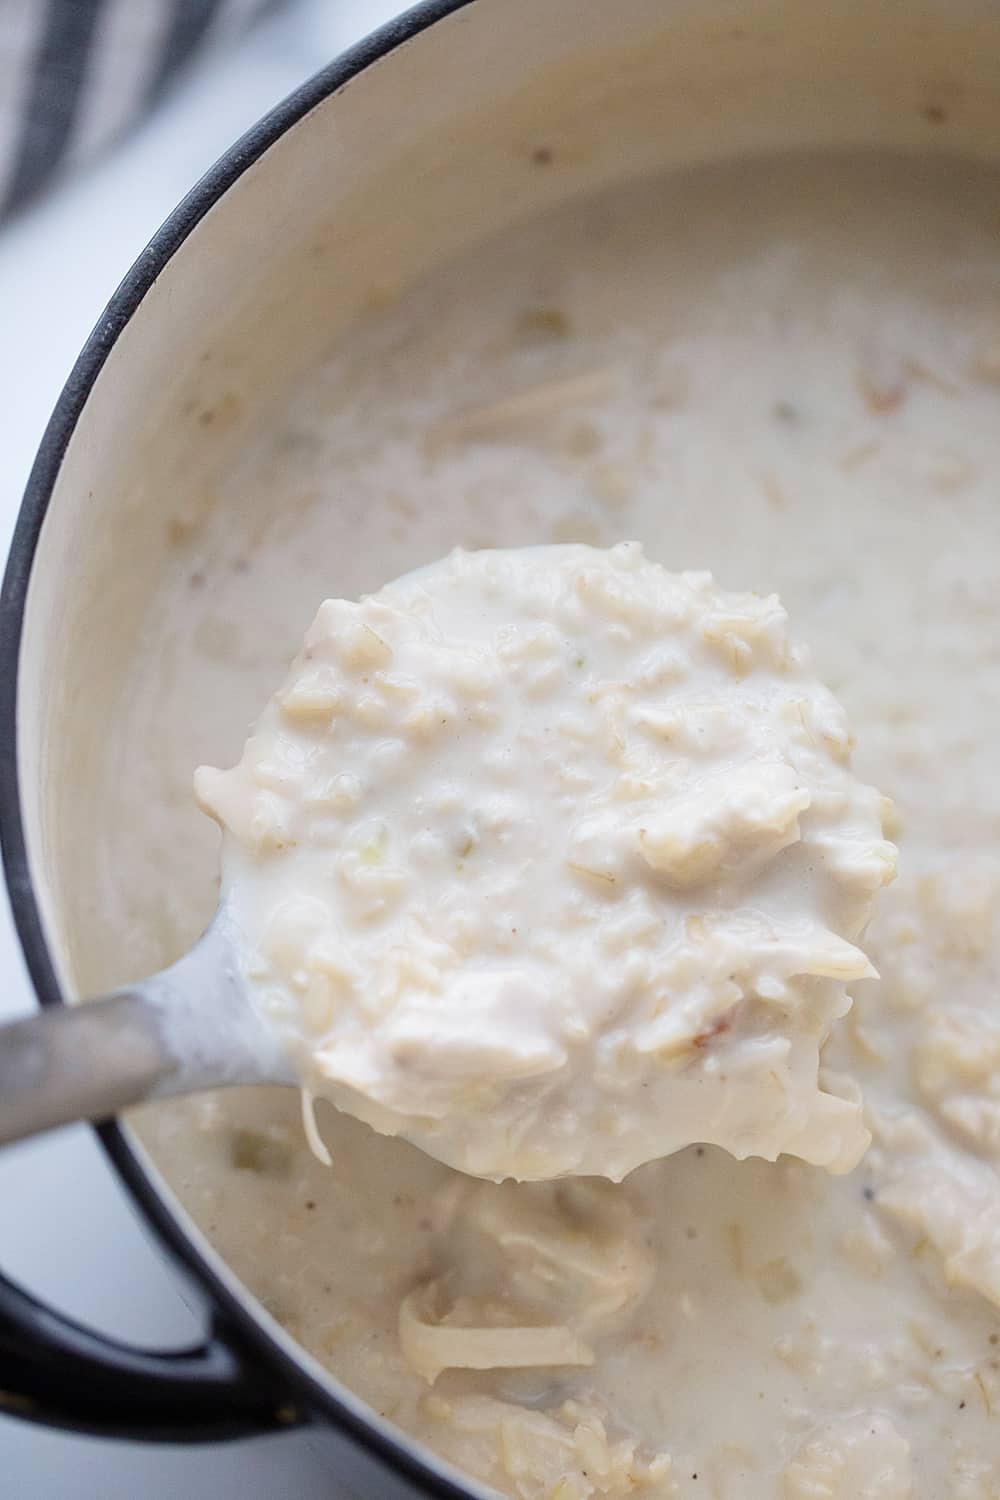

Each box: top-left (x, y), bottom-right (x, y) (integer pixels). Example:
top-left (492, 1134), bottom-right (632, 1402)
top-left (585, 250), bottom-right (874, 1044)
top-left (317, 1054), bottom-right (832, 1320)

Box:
top-left (0, 2), bottom-right (407, 1493)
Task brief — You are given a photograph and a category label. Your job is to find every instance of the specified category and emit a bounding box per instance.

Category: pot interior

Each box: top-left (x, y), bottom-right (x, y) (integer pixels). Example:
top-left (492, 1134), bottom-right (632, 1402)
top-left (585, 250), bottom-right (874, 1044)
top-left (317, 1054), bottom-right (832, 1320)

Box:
top-left (20, 0), bottom-right (1000, 994)
top-left (18, 0), bottom-right (1000, 994)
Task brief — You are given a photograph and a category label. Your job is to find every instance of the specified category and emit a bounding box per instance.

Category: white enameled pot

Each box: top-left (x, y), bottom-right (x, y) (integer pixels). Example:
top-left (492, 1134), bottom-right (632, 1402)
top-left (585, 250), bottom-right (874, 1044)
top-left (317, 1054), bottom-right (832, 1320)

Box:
top-left (2, 0), bottom-right (999, 1490)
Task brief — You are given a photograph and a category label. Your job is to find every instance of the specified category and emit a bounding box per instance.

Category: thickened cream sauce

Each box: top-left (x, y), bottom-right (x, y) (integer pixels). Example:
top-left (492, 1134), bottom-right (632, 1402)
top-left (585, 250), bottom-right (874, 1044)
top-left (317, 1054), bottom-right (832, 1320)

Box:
top-left (113, 154), bottom-right (1000, 1498)
top-left (196, 541), bottom-right (894, 1185)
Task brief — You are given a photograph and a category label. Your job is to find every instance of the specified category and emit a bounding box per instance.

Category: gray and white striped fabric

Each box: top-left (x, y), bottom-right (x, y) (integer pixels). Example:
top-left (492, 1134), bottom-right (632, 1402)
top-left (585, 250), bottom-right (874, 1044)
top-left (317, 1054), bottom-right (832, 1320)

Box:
top-left (0, 0), bottom-right (281, 219)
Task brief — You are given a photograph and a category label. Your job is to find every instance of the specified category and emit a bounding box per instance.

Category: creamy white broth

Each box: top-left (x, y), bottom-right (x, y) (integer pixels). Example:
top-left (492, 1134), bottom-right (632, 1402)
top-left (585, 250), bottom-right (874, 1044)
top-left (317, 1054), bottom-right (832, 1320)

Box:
top-left (196, 541), bottom-right (893, 1185)
top-left (103, 152), bottom-right (1000, 1497)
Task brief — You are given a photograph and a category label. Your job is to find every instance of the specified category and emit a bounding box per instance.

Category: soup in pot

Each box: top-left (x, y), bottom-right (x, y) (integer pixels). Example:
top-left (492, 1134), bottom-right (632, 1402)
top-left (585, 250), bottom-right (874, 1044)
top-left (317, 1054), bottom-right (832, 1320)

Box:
top-left (109, 153), bottom-right (1000, 1498)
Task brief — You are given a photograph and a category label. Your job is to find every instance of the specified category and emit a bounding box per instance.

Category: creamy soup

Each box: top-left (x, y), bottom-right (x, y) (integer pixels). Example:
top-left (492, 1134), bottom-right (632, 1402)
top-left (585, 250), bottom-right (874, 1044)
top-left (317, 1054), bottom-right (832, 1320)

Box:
top-left (104, 153), bottom-right (1000, 1498)
top-left (196, 541), bottom-right (893, 1184)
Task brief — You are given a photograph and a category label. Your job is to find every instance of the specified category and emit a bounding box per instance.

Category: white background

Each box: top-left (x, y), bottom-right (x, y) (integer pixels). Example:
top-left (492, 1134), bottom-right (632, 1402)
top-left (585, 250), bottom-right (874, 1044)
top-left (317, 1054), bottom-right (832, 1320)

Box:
top-left (0, 2), bottom-right (407, 1493)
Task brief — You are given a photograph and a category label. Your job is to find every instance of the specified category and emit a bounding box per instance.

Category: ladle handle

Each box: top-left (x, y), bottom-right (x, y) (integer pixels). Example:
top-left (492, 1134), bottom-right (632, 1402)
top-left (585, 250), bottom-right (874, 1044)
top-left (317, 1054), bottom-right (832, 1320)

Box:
top-left (0, 993), bottom-right (176, 1147)
top-left (0, 989), bottom-right (305, 1442)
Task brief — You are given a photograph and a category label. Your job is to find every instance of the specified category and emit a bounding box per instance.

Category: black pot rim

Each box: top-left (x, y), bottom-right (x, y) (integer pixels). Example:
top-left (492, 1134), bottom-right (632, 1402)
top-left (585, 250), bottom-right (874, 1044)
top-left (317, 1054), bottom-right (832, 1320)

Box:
top-left (0, 1), bottom-right (481, 1493)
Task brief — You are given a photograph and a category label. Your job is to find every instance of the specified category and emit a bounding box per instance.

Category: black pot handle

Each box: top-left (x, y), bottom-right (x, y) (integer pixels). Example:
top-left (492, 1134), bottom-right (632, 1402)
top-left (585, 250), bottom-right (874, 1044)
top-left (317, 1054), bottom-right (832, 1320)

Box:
top-left (0, 1267), bottom-right (305, 1441)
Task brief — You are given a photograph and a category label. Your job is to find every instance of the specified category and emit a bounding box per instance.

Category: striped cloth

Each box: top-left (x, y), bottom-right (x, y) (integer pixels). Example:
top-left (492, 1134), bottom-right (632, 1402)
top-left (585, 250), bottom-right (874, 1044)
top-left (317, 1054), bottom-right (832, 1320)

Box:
top-left (0, 0), bottom-right (281, 219)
